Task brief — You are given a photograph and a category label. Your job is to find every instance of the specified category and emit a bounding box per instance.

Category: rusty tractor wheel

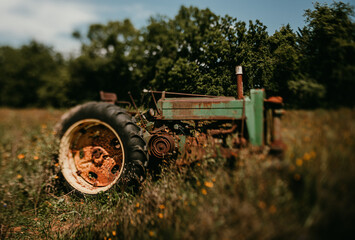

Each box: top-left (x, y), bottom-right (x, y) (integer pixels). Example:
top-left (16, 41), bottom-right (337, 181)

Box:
top-left (56, 102), bottom-right (148, 195)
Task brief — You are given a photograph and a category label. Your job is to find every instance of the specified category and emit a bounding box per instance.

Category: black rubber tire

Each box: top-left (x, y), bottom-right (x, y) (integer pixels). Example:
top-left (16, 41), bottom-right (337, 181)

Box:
top-left (56, 102), bottom-right (148, 194)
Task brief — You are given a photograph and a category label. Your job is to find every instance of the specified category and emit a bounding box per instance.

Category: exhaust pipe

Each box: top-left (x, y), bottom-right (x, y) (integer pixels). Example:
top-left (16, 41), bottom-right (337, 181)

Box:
top-left (236, 66), bottom-right (243, 99)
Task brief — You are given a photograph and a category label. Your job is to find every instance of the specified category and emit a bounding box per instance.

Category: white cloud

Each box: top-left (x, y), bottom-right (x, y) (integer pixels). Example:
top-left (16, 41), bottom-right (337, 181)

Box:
top-left (0, 0), bottom-right (157, 54)
top-left (0, 0), bottom-right (98, 53)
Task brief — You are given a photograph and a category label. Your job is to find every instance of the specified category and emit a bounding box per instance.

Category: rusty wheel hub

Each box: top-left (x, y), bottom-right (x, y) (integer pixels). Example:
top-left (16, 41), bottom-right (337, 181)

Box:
top-left (60, 119), bottom-right (125, 194)
top-left (73, 146), bottom-right (120, 187)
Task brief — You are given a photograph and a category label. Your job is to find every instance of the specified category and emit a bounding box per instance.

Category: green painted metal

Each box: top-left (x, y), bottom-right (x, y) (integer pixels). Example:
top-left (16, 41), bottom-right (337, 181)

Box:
top-left (245, 89), bottom-right (265, 146)
top-left (177, 135), bottom-right (186, 154)
top-left (157, 89), bottom-right (266, 147)
top-left (157, 97), bottom-right (246, 120)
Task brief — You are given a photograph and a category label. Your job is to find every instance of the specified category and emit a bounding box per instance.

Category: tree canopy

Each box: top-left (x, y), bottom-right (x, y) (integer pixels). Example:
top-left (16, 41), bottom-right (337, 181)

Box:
top-left (0, 1), bottom-right (354, 108)
top-left (0, 41), bottom-right (68, 107)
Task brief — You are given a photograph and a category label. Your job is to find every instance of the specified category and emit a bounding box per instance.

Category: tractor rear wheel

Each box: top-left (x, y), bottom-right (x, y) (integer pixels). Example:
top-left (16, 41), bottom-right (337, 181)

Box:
top-left (56, 102), bottom-right (148, 195)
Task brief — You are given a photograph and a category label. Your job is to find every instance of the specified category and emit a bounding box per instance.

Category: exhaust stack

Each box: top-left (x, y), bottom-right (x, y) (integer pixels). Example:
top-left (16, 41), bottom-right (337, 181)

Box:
top-left (236, 66), bottom-right (243, 99)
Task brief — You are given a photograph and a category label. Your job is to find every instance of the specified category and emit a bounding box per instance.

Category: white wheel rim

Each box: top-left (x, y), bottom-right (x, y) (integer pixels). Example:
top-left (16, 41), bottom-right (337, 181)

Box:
top-left (59, 119), bottom-right (125, 194)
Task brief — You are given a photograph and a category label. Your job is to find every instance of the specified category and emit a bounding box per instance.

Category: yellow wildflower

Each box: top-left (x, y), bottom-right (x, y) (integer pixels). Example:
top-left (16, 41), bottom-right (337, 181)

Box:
top-left (204, 181), bottom-right (214, 188)
top-left (201, 188), bottom-right (207, 195)
top-left (158, 213), bottom-right (164, 219)
top-left (137, 209), bottom-right (142, 213)
top-left (16, 174), bottom-right (22, 179)
top-left (296, 158), bottom-right (303, 167)
top-left (303, 153), bottom-right (311, 161)
top-left (112, 231), bottom-right (116, 236)
top-left (33, 156), bottom-right (39, 160)
top-left (159, 204), bottom-right (165, 209)
top-left (17, 154), bottom-right (25, 159)
top-left (149, 231), bottom-right (155, 237)
top-left (310, 151), bottom-right (316, 159)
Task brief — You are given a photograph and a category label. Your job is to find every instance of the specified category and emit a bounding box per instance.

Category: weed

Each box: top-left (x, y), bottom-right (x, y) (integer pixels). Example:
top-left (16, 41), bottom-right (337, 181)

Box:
top-left (0, 108), bottom-right (354, 239)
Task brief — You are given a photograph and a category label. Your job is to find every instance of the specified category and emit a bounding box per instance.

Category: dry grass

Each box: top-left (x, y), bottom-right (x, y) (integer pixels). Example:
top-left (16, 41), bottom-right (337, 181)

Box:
top-left (0, 108), bottom-right (354, 239)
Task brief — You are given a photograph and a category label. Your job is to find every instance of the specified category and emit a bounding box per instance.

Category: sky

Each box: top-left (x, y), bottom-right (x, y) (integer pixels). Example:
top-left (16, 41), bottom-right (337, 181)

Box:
top-left (0, 0), bottom-right (354, 55)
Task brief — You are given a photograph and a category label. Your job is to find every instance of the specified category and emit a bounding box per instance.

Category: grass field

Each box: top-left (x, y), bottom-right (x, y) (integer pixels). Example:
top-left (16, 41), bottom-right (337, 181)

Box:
top-left (0, 108), bottom-right (354, 240)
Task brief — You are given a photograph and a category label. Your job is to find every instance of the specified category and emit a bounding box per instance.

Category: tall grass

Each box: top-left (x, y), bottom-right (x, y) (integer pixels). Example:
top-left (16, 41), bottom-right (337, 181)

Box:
top-left (0, 108), bottom-right (354, 239)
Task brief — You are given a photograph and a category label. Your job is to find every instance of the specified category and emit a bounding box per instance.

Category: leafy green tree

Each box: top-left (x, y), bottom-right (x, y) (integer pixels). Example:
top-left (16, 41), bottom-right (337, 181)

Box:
top-left (237, 20), bottom-right (273, 93)
top-left (0, 41), bottom-right (67, 107)
top-left (298, 1), bottom-right (355, 106)
top-left (140, 6), bottom-right (275, 99)
top-left (267, 25), bottom-right (300, 100)
top-left (0, 46), bottom-right (23, 106)
top-left (67, 19), bottom-right (140, 104)
top-left (288, 78), bottom-right (326, 107)
top-left (2, 3), bottom-right (351, 108)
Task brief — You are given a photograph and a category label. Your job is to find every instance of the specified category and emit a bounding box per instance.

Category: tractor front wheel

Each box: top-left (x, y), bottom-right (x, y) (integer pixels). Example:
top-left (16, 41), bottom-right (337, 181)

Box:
top-left (56, 102), bottom-right (148, 195)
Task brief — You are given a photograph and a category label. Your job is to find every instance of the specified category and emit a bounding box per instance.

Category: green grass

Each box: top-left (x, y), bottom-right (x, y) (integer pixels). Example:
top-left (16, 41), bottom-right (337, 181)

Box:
top-left (0, 108), bottom-right (354, 239)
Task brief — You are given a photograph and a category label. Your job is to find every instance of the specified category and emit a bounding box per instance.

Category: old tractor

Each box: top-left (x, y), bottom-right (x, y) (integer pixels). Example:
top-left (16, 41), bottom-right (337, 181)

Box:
top-left (56, 66), bottom-right (284, 194)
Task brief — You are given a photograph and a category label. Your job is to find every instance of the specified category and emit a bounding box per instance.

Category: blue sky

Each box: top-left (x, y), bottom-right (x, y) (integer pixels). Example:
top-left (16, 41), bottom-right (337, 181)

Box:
top-left (0, 0), bottom-right (353, 54)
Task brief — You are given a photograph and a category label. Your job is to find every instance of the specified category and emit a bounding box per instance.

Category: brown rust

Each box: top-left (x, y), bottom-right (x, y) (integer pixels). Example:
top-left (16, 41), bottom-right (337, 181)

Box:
top-left (148, 134), bottom-right (176, 159)
top-left (70, 125), bottom-right (123, 187)
top-left (147, 90), bottom-right (218, 98)
top-left (150, 89), bottom-right (161, 115)
top-left (236, 66), bottom-right (244, 99)
top-left (100, 91), bottom-right (131, 107)
top-left (264, 96), bottom-right (283, 105)
top-left (156, 115), bottom-right (239, 120)
top-left (156, 96), bottom-right (240, 120)
top-left (150, 125), bottom-right (169, 134)
top-left (207, 124), bottom-right (237, 136)
top-left (176, 133), bottom-right (213, 166)
top-left (176, 131), bottom-right (240, 166)
top-left (100, 91), bottom-right (117, 104)
top-left (158, 96), bottom-right (236, 106)
top-left (73, 146), bottom-right (118, 187)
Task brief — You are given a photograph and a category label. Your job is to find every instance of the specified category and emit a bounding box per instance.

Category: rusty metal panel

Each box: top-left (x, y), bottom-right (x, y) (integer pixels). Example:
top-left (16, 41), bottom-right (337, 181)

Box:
top-left (236, 66), bottom-right (244, 99)
top-left (157, 97), bottom-right (247, 120)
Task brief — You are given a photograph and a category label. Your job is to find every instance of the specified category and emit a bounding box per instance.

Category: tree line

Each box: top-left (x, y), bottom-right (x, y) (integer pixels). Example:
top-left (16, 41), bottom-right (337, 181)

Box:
top-left (0, 1), bottom-right (354, 108)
